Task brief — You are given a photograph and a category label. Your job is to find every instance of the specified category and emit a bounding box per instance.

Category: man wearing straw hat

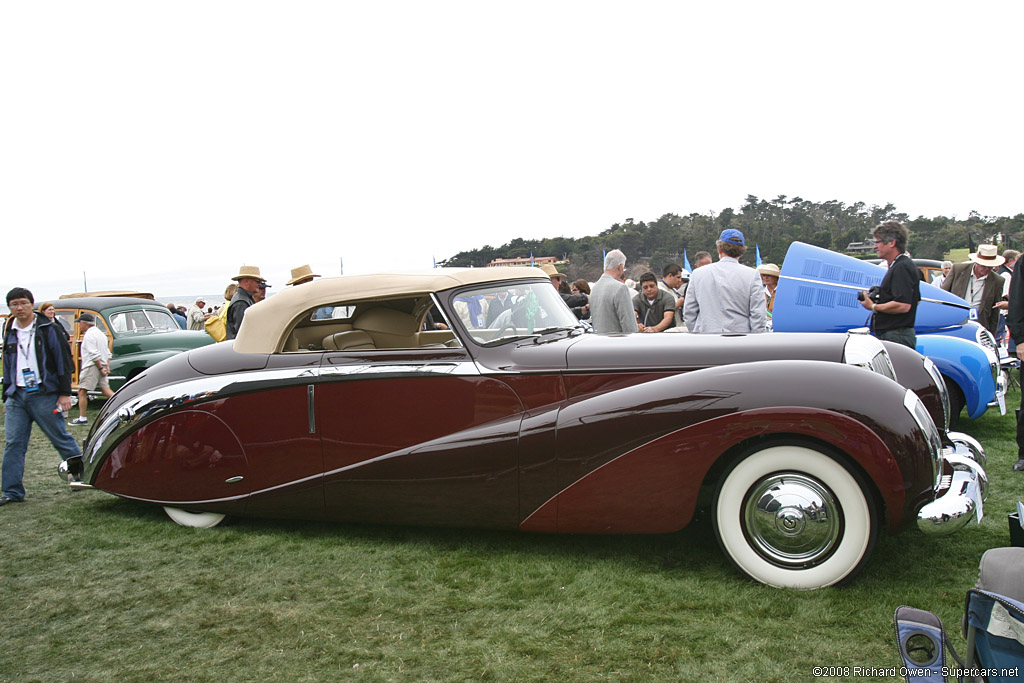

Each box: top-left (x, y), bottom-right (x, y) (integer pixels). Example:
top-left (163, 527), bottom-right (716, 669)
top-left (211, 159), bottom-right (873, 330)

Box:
top-left (226, 265), bottom-right (265, 340)
top-left (286, 264), bottom-right (320, 287)
top-left (940, 244), bottom-right (1007, 336)
top-left (288, 264), bottom-right (334, 319)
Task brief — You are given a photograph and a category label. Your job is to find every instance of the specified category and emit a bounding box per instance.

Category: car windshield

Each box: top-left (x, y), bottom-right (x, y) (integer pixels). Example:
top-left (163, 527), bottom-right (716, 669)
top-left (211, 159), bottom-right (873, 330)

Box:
top-left (453, 280), bottom-right (581, 345)
top-left (108, 308), bottom-right (179, 335)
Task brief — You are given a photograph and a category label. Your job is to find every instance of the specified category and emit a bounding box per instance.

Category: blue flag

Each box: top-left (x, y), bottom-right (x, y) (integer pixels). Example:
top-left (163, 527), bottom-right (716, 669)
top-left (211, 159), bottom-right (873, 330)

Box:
top-left (755, 244), bottom-right (762, 267)
top-left (683, 249), bottom-right (692, 273)
top-left (530, 251), bottom-right (534, 266)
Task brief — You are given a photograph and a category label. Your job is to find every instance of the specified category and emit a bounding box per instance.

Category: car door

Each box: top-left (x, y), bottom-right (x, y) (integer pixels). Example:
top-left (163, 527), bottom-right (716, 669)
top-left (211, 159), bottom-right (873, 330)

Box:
top-left (317, 346), bottom-right (525, 529)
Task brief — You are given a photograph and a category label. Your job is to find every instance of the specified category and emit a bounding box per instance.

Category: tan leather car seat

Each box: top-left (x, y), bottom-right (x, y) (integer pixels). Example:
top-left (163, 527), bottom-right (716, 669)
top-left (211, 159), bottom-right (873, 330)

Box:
top-left (322, 330), bottom-right (376, 351)
top-left (352, 308), bottom-right (419, 348)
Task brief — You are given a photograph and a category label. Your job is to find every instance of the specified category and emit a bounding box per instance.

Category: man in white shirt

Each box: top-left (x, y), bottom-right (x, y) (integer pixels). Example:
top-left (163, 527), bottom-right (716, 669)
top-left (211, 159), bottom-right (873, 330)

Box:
top-left (186, 297), bottom-right (209, 331)
top-left (69, 313), bottom-right (114, 426)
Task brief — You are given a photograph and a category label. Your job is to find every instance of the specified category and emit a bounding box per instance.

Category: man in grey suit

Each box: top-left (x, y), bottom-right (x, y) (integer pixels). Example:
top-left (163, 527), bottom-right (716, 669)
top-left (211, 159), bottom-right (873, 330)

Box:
top-left (684, 229), bottom-right (767, 334)
top-left (589, 249), bottom-right (638, 334)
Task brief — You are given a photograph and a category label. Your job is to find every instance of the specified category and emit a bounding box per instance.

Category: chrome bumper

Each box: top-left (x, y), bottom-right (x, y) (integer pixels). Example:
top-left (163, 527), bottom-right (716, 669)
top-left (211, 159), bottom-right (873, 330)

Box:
top-left (947, 431), bottom-right (986, 470)
top-left (917, 440), bottom-right (988, 536)
top-left (58, 457), bottom-right (95, 491)
top-left (988, 369), bottom-right (1008, 415)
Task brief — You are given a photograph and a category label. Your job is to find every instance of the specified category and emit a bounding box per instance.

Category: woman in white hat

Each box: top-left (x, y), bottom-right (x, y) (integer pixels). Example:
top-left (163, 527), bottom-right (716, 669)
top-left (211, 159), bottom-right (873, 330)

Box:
top-left (756, 263), bottom-right (781, 315)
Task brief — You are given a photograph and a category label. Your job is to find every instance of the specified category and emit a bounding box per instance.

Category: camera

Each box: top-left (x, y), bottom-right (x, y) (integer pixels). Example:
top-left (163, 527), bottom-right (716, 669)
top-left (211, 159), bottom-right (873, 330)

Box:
top-left (858, 286), bottom-right (881, 303)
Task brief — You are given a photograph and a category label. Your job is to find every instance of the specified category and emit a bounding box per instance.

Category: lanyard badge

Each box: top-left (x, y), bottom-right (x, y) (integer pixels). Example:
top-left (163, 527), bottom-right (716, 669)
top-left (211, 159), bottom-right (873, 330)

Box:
top-left (17, 327), bottom-right (39, 392)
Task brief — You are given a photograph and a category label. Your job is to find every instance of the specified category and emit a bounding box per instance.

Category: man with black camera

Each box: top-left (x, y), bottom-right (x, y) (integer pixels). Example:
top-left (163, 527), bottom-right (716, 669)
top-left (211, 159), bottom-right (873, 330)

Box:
top-left (859, 221), bottom-right (919, 349)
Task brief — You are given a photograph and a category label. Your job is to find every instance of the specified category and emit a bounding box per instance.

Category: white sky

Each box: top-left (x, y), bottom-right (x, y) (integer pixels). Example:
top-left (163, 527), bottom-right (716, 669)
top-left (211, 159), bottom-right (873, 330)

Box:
top-left (2, 1), bottom-right (1021, 303)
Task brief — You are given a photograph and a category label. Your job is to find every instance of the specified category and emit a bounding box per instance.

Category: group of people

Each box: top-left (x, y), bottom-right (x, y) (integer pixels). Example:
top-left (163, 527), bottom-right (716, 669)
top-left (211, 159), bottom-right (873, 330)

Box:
top-left (588, 229), bottom-right (773, 336)
top-left (222, 263), bottom-right (319, 339)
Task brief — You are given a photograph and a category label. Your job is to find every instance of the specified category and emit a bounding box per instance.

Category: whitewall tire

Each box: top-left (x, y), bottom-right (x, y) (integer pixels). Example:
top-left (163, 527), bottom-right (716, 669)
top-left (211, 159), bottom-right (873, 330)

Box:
top-left (163, 507), bottom-right (227, 528)
top-left (713, 444), bottom-right (877, 589)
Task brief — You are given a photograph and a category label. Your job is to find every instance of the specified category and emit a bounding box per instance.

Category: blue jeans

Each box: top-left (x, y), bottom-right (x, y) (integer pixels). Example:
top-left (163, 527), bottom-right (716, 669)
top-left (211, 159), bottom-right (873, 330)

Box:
top-left (3, 388), bottom-right (82, 501)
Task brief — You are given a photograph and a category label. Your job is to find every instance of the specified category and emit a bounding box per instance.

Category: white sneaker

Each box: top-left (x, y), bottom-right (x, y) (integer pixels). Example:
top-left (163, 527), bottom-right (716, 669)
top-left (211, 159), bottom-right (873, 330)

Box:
top-left (68, 417), bottom-right (88, 426)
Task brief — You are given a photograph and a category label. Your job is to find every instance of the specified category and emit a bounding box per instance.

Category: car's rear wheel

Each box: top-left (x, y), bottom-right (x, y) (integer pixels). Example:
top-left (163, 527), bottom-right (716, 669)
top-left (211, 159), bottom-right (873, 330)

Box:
top-left (712, 444), bottom-right (877, 589)
top-left (163, 507), bottom-right (226, 528)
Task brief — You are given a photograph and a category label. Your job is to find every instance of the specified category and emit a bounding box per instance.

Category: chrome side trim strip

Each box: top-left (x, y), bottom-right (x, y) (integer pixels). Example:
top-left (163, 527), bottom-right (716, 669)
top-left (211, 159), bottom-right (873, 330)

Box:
top-left (319, 361), bottom-right (481, 377)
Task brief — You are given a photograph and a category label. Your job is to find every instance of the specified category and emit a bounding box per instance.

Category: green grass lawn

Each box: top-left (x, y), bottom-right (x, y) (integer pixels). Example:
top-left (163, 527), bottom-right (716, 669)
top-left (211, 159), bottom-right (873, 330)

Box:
top-left (1, 392), bottom-right (1021, 682)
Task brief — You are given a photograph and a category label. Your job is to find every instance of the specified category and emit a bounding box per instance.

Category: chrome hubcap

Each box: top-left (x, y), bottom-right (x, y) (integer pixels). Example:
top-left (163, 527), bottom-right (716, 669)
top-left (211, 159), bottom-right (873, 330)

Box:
top-left (743, 473), bottom-right (842, 568)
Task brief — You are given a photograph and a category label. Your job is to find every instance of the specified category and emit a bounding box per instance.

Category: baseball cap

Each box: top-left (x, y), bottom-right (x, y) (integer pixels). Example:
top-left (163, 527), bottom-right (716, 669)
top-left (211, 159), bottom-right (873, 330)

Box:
top-left (719, 228), bottom-right (745, 245)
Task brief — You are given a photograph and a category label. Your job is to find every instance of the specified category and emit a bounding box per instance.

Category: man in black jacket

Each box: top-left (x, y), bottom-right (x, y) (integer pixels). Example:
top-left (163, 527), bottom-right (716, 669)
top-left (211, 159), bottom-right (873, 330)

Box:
top-left (226, 265), bottom-right (265, 340)
top-left (2, 287), bottom-right (82, 505)
top-left (1006, 257), bottom-right (1024, 472)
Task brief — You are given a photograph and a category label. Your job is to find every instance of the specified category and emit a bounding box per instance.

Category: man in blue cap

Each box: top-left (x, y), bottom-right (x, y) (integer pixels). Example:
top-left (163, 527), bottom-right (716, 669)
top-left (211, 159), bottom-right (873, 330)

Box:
top-left (683, 228), bottom-right (767, 334)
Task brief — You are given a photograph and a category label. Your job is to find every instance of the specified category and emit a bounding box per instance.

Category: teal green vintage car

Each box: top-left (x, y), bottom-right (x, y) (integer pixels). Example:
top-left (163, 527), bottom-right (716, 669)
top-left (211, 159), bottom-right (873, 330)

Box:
top-left (51, 296), bottom-right (214, 392)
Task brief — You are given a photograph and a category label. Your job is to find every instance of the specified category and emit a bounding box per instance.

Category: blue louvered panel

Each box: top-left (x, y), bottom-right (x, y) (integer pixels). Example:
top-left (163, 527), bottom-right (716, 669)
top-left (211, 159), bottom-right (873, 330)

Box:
top-left (815, 288), bottom-right (837, 308)
top-left (821, 263), bottom-right (843, 282)
top-left (795, 286), bottom-right (816, 307)
top-left (838, 291), bottom-right (861, 308)
top-left (842, 270), bottom-right (865, 286)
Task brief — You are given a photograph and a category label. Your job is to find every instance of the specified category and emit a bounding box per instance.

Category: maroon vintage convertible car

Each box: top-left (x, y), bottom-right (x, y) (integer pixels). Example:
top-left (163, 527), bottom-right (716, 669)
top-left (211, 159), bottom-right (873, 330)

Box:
top-left (70, 267), bottom-right (987, 589)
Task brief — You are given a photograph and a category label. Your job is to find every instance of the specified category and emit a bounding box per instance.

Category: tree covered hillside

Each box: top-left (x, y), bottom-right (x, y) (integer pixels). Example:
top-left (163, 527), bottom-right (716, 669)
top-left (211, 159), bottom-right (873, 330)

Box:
top-left (440, 195), bottom-right (1024, 281)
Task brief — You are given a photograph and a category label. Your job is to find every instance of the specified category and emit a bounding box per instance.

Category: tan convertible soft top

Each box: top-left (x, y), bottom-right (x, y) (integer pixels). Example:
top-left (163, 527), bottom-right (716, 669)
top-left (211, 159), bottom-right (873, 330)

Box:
top-left (234, 267), bottom-right (549, 353)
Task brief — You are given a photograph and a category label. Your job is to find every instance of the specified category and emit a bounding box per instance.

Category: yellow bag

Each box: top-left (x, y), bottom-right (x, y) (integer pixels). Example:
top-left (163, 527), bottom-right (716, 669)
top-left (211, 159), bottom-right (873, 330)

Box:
top-left (204, 302), bottom-right (230, 342)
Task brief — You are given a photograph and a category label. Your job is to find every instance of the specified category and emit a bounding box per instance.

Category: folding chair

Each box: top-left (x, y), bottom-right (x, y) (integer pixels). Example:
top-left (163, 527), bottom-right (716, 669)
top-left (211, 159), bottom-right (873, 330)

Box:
top-left (895, 547), bottom-right (1024, 682)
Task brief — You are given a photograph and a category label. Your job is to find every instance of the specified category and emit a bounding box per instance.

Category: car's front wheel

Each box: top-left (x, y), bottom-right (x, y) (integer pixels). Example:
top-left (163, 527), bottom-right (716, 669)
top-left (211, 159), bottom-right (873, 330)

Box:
top-left (163, 507), bottom-right (226, 528)
top-left (712, 444), bottom-right (877, 589)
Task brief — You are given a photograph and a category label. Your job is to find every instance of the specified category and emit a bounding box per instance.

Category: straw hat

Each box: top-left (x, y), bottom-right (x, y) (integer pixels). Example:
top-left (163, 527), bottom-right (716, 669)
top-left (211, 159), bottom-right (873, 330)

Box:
top-left (539, 263), bottom-right (566, 279)
top-left (969, 245), bottom-right (1005, 268)
top-left (231, 265), bottom-right (265, 282)
top-left (286, 264), bottom-right (321, 286)
top-left (757, 263), bottom-right (781, 277)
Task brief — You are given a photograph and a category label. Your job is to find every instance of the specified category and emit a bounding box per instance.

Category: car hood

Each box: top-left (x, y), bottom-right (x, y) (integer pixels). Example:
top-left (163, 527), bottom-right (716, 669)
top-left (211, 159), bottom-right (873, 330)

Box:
top-left (484, 330), bottom-right (852, 373)
top-left (112, 329), bottom-right (215, 355)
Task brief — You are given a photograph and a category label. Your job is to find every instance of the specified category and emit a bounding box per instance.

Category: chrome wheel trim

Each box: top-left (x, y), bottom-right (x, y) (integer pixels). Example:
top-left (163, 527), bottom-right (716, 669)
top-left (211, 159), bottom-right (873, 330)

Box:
top-left (714, 445), bottom-right (874, 589)
top-left (742, 473), bottom-right (842, 568)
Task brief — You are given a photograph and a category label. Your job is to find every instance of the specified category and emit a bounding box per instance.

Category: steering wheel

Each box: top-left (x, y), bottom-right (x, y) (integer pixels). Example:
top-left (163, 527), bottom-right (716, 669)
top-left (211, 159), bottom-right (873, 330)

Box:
top-left (494, 322), bottom-right (519, 340)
